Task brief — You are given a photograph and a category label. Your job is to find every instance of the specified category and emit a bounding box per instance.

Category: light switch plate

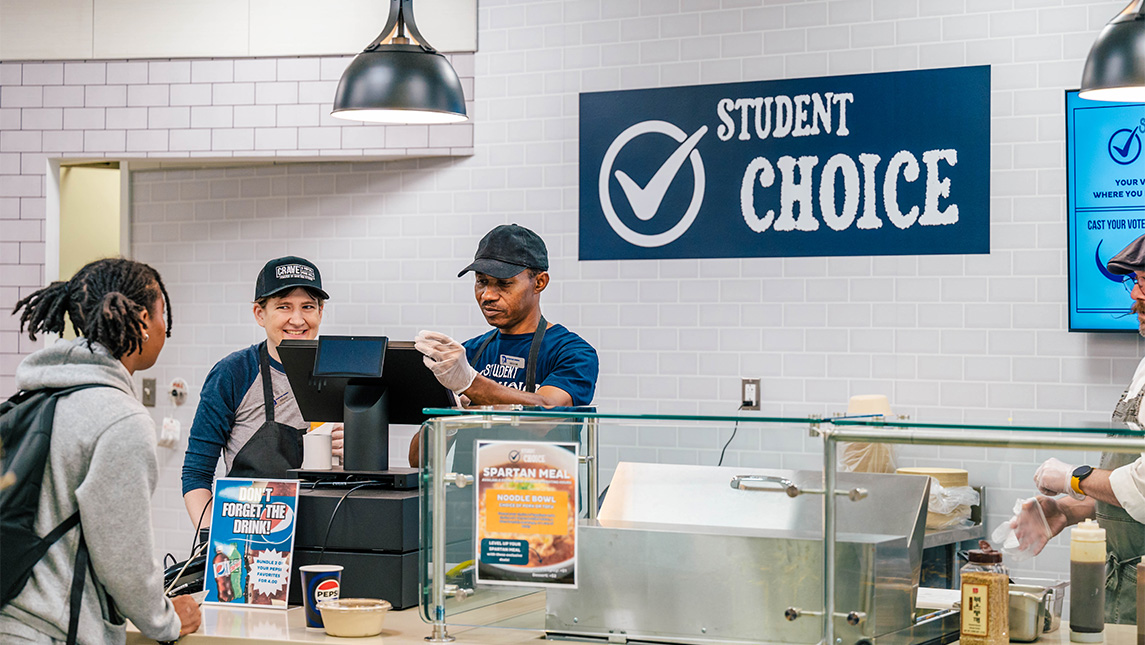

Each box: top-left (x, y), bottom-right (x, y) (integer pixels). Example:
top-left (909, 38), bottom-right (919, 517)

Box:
top-left (142, 378), bottom-right (156, 407)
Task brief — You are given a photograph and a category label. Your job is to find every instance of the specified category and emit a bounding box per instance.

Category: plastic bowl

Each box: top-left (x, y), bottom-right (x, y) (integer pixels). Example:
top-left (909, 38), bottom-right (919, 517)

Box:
top-left (317, 598), bottom-right (391, 637)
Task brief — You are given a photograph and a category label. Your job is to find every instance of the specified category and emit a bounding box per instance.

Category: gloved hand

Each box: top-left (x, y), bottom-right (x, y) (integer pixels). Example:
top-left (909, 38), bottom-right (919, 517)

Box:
top-left (415, 330), bottom-right (477, 394)
top-left (1011, 497), bottom-right (1055, 556)
top-left (1034, 457), bottom-right (1085, 500)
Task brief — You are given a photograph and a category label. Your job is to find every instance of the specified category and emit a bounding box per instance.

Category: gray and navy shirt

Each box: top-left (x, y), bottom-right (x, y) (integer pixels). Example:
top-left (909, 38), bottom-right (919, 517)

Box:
top-left (181, 342), bottom-right (306, 495)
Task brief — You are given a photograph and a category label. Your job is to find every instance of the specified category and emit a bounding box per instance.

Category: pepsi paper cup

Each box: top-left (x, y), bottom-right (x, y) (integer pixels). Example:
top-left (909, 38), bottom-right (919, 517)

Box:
top-left (300, 564), bottom-right (342, 629)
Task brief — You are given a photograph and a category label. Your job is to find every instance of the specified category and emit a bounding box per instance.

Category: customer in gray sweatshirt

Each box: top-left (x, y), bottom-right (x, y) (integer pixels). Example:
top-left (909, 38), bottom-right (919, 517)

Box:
top-left (2, 258), bottom-right (199, 644)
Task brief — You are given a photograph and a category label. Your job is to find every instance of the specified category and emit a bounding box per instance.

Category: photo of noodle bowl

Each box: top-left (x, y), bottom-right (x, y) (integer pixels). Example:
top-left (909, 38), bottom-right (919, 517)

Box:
top-left (476, 441), bottom-right (578, 580)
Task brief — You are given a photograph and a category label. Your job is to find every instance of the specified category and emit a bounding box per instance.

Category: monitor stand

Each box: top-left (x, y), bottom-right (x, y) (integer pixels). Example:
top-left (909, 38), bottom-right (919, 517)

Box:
top-left (343, 382), bottom-right (389, 471)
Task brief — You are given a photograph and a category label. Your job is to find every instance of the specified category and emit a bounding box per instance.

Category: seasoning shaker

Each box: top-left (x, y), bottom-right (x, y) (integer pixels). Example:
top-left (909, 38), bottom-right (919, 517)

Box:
top-left (960, 540), bottom-right (1009, 645)
top-left (1069, 518), bottom-right (1105, 643)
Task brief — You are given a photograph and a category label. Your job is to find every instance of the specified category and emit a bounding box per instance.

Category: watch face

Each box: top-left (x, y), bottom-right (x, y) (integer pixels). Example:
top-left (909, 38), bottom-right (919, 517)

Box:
top-left (1073, 465), bottom-right (1094, 480)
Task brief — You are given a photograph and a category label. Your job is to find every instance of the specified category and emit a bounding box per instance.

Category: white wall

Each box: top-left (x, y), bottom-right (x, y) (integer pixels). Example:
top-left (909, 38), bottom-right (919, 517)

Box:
top-left (2, 0), bottom-right (1136, 583)
top-left (0, 0), bottom-right (478, 59)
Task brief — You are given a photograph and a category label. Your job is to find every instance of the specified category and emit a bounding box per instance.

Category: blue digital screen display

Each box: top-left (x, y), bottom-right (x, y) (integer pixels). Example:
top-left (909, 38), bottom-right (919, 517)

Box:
top-left (313, 336), bottom-right (386, 377)
top-left (1067, 90), bottom-right (1145, 332)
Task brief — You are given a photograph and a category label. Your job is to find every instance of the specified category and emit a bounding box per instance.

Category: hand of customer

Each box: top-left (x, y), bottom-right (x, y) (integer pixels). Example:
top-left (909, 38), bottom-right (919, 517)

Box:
top-left (415, 330), bottom-right (477, 394)
top-left (172, 594), bottom-right (201, 636)
top-left (1034, 457), bottom-right (1084, 500)
top-left (330, 424), bottom-right (344, 459)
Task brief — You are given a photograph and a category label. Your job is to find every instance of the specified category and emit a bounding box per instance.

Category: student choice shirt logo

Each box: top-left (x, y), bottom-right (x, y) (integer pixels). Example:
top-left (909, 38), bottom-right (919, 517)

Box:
top-left (579, 66), bottom-right (990, 261)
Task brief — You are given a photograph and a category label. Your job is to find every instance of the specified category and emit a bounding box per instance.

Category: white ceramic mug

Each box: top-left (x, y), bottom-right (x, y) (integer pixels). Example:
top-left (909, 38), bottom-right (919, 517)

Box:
top-left (302, 432), bottom-right (333, 470)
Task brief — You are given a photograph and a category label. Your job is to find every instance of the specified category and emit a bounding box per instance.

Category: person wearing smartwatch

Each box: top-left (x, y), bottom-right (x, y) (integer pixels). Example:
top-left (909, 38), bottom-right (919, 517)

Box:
top-left (1018, 232), bottom-right (1145, 624)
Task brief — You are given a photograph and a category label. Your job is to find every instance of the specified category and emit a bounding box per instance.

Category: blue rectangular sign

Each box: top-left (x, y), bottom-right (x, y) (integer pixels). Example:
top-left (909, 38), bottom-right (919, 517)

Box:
top-left (1066, 90), bottom-right (1145, 332)
top-left (203, 478), bottom-right (299, 608)
top-left (579, 66), bottom-right (991, 260)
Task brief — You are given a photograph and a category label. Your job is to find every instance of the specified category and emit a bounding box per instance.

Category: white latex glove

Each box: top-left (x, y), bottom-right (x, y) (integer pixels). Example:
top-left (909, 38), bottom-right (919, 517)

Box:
top-left (992, 497), bottom-right (1054, 560)
top-left (1034, 457), bottom-right (1084, 500)
top-left (415, 330), bottom-right (477, 395)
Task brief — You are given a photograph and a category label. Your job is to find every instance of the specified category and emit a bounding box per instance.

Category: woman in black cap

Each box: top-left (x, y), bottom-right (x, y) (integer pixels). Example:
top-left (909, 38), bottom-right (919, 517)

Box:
top-left (180, 256), bottom-right (331, 528)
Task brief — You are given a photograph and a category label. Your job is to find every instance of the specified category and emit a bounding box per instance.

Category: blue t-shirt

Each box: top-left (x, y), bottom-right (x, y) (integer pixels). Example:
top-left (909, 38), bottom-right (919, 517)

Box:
top-left (462, 324), bottom-right (598, 406)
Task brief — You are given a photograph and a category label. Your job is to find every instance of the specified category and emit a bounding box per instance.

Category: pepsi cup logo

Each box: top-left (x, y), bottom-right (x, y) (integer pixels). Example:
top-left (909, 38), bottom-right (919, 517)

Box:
top-left (315, 578), bottom-right (340, 601)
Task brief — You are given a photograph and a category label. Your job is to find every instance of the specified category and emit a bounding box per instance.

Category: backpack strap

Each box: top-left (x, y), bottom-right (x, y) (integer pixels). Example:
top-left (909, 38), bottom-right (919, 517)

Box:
top-left (65, 531), bottom-right (88, 645)
top-left (18, 510), bottom-right (80, 573)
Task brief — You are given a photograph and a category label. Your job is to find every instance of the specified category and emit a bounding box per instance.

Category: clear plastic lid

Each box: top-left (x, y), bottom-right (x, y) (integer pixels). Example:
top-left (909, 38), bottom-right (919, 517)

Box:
top-left (317, 598), bottom-right (392, 612)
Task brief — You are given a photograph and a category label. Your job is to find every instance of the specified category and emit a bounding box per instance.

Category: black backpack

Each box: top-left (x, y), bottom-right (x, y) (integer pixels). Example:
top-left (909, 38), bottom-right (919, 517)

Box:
top-left (1, 384), bottom-right (109, 645)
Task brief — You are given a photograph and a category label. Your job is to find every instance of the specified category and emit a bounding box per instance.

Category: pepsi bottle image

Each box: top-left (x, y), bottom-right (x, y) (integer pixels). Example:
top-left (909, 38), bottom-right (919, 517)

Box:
top-left (212, 550), bottom-right (233, 602)
top-left (211, 543), bottom-right (245, 603)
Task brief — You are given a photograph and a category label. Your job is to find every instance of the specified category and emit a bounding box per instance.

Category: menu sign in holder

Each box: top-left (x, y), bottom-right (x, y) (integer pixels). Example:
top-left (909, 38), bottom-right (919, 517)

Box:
top-left (475, 440), bottom-right (578, 588)
top-left (203, 478), bottom-right (300, 608)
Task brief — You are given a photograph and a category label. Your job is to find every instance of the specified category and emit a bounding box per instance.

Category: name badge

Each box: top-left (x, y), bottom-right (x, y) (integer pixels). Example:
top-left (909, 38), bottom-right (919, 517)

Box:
top-left (500, 355), bottom-right (525, 369)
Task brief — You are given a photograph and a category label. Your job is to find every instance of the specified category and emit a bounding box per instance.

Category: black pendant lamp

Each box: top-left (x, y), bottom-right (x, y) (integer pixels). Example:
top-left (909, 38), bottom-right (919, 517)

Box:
top-left (332, 0), bottom-right (468, 124)
top-left (1080, 0), bottom-right (1145, 101)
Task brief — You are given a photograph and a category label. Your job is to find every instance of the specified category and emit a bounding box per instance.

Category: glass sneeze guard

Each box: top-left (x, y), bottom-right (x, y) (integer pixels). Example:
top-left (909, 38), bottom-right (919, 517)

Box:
top-left (417, 407), bottom-right (1145, 645)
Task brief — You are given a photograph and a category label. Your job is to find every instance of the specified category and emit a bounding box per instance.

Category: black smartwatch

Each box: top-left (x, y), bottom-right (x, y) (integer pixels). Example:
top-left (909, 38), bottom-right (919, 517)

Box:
top-left (1071, 464), bottom-right (1094, 496)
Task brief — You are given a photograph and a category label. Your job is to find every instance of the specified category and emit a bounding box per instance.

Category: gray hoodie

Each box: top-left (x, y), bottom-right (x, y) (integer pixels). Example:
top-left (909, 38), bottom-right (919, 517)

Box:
top-left (0, 339), bottom-right (181, 644)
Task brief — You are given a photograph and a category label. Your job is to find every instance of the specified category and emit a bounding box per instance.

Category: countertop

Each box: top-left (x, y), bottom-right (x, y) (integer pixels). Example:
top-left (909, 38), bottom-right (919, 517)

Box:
top-left (128, 600), bottom-right (1136, 645)
top-left (127, 595), bottom-right (548, 645)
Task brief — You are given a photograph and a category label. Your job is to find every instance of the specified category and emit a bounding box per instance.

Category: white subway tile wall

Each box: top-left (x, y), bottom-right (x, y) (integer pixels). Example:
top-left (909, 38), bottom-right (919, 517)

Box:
top-left (0, 0), bottom-right (1136, 583)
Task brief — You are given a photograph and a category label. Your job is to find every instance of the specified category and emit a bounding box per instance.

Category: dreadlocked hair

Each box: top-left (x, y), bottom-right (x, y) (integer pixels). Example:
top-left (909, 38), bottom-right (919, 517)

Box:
top-left (13, 257), bottom-right (173, 360)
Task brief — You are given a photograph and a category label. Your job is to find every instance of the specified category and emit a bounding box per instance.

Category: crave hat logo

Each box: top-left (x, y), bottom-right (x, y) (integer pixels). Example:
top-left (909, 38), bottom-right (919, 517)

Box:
top-left (598, 121), bottom-right (708, 248)
top-left (276, 264), bottom-right (315, 281)
top-left (579, 66), bottom-right (990, 261)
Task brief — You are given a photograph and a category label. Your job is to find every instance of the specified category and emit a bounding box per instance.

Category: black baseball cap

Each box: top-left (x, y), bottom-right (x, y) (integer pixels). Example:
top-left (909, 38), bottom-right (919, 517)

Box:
top-left (1108, 234), bottom-right (1145, 275)
top-left (254, 256), bottom-right (330, 301)
top-left (457, 224), bottom-right (549, 279)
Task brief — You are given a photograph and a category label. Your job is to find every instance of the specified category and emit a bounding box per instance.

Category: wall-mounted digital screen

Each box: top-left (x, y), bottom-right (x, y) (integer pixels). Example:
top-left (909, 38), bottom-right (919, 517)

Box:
top-left (1066, 90), bottom-right (1145, 332)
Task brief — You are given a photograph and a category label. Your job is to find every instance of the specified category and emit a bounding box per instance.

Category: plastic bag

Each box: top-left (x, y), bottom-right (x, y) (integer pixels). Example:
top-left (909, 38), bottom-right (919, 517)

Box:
top-left (839, 442), bottom-right (897, 473)
top-left (925, 477), bottom-right (980, 530)
top-left (929, 477), bottom-right (980, 514)
top-left (990, 497), bottom-right (1052, 562)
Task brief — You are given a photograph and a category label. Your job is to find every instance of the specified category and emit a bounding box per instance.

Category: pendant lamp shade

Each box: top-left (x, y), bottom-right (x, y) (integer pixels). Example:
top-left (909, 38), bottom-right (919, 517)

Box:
top-left (1080, 0), bottom-right (1145, 102)
top-left (332, 0), bottom-right (468, 124)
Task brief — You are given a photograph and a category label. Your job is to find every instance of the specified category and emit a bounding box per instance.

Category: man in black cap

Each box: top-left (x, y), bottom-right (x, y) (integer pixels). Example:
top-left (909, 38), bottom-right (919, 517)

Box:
top-left (181, 256), bottom-right (333, 528)
top-left (410, 224), bottom-right (599, 462)
top-left (1013, 233), bottom-right (1145, 623)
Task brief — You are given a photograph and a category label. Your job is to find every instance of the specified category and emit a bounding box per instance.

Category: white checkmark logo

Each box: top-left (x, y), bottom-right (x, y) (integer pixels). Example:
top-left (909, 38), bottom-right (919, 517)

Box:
top-left (614, 125), bottom-right (708, 222)
top-left (597, 120), bottom-right (708, 248)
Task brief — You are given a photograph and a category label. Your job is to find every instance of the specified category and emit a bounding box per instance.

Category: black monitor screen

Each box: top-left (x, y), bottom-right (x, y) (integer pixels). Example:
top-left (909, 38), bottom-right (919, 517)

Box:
top-left (313, 336), bottom-right (386, 378)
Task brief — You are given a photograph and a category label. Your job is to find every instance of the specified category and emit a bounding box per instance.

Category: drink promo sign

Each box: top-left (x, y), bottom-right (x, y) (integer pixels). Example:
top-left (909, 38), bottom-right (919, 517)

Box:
top-left (579, 66), bottom-right (990, 260)
top-left (203, 478), bottom-right (300, 609)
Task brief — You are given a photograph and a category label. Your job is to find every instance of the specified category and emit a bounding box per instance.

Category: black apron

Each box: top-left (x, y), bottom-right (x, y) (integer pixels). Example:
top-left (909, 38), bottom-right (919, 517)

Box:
top-left (1102, 386), bottom-right (1145, 623)
top-left (227, 344), bottom-right (304, 480)
top-left (469, 316), bottom-right (547, 392)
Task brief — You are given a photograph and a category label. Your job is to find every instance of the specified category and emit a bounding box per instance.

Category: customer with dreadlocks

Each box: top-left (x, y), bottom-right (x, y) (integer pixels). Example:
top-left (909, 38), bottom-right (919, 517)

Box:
top-left (1, 258), bottom-right (200, 644)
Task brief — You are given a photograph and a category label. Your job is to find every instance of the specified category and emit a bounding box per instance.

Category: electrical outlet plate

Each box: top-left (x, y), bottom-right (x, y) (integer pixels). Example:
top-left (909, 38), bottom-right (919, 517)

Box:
top-left (142, 378), bottom-right (156, 407)
top-left (741, 378), bottom-right (760, 411)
